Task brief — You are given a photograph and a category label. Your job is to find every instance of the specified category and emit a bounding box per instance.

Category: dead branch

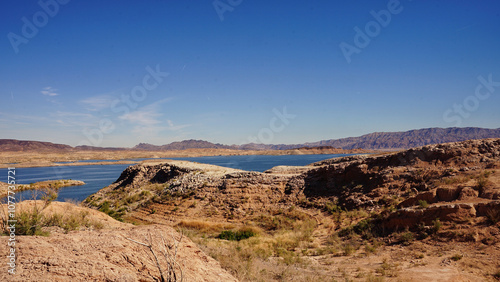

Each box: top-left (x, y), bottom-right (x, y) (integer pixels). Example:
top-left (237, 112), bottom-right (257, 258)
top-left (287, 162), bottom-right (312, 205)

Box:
top-left (125, 230), bottom-right (183, 282)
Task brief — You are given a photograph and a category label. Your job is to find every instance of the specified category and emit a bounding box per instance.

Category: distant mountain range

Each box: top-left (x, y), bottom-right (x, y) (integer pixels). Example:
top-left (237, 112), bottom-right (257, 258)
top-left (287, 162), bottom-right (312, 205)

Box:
top-left (0, 139), bottom-right (73, 152)
top-left (133, 140), bottom-right (231, 151)
top-left (284, 127), bottom-right (500, 150)
top-left (1, 127), bottom-right (500, 152)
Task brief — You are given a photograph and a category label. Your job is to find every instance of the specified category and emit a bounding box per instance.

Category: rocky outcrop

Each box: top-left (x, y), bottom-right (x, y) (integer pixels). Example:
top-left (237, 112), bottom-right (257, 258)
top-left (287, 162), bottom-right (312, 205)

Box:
top-left (382, 201), bottom-right (500, 231)
top-left (382, 203), bottom-right (477, 231)
top-left (301, 138), bottom-right (500, 209)
top-left (398, 191), bottom-right (437, 208)
top-left (85, 160), bottom-right (296, 220)
top-left (85, 139), bottom-right (500, 228)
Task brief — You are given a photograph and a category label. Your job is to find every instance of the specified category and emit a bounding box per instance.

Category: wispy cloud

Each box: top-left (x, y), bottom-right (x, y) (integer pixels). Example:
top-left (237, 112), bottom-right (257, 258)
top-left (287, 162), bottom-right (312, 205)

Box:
top-left (41, 86), bottom-right (58, 96)
top-left (118, 98), bottom-right (173, 125)
top-left (49, 111), bottom-right (96, 127)
top-left (0, 112), bottom-right (50, 124)
top-left (166, 119), bottom-right (191, 131)
top-left (79, 95), bottom-right (115, 111)
top-left (53, 111), bottom-right (93, 118)
top-left (119, 110), bottom-right (161, 126)
top-left (118, 98), bottom-right (191, 136)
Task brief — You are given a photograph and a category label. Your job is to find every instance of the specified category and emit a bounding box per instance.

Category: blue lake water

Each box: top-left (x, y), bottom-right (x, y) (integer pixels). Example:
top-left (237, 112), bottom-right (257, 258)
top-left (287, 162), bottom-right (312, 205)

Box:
top-left (1, 154), bottom-right (354, 203)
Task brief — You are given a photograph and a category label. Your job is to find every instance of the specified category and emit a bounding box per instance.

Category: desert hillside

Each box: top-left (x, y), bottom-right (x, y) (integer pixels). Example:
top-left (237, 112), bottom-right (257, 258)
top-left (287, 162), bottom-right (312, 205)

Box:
top-left (0, 201), bottom-right (237, 281)
top-left (82, 138), bottom-right (500, 281)
top-left (0, 139), bottom-right (73, 152)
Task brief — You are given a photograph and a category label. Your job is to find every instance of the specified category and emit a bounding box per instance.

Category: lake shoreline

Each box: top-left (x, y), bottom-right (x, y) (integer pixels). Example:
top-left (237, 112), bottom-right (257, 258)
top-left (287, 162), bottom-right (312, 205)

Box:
top-left (0, 148), bottom-right (376, 169)
top-left (3, 153), bottom-right (366, 202)
top-left (0, 179), bottom-right (85, 199)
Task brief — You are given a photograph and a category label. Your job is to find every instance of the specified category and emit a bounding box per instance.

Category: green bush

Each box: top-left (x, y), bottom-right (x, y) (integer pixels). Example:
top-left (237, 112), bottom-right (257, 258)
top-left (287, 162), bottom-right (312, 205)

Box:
top-left (99, 201), bottom-right (111, 213)
top-left (98, 201), bottom-right (124, 221)
top-left (325, 202), bottom-right (343, 214)
top-left (432, 218), bottom-right (442, 233)
top-left (418, 200), bottom-right (429, 209)
top-left (450, 254), bottom-right (463, 261)
top-left (339, 218), bottom-right (377, 239)
top-left (218, 230), bottom-right (256, 241)
top-left (15, 208), bottom-right (48, 236)
top-left (399, 231), bottom-right (414, 245)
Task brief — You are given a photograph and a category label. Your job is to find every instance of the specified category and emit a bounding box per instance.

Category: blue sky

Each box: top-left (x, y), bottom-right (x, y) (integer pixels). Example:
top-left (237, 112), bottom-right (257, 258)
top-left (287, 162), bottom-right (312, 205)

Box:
top-left (1, 0), bottom-right (500, 147)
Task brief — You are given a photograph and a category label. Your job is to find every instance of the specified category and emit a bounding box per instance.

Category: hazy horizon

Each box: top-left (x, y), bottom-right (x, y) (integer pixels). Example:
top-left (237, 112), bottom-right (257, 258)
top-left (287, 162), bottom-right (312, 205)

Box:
top-left (3, 125), bottom-right (500, 149)
top-left (2, 1), bottom-right (500, 147)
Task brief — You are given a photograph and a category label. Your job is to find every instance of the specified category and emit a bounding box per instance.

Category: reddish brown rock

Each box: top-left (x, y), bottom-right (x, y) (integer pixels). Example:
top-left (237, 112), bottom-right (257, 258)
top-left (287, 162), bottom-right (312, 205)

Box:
top-left (398, 191), bottom-right (437, 208)
top-left (475, 201), bottom-right (500, 217)
top-left (458, 187), bottom-right (479, 200)
top-left (436, 187), bottom-right (461, 202)
top-left (382, 203), bottom-right (477, 231)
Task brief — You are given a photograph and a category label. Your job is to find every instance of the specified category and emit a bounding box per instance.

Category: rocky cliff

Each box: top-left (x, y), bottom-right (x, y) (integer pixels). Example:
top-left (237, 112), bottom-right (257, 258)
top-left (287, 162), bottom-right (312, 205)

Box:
top-left (85, 139), bottom-right (500, 234)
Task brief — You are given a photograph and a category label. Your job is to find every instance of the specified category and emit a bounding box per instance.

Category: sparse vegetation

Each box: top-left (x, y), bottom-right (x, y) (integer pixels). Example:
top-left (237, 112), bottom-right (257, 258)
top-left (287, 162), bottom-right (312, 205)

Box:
top-left (14, 205), bottom-right (48, 236)
top-left (1, 202), bottom-right (103, 236)
top-left (217, 230), bottom-right (256, 241)
top-left (476, 176), bottom-right (490, 192)
top-left (98, 201), bottom-right (126, 221)
top-left (418, 200), bottom-right (429, 209)
top-left (399, 230), bottom-right (414, 245)
top-left (375, 258), bottom-right (398, 277)
top-left (493, 269), bottom-right (500, 280)
top-left (486, 209), bottom-right (500, 224)
top-left (432, 218), bottom-right (442, 233)
top-left (450, 254), bottom-right (463, 261)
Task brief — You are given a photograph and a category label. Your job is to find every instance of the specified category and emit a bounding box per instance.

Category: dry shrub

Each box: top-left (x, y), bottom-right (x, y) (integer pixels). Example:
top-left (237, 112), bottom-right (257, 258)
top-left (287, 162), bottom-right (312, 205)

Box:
top-left (486, 209), bottom-right (500, 224)
top-left (176, 220), bottom-right (233, 233)
top-left (1, 201), bottom-right (104, 236)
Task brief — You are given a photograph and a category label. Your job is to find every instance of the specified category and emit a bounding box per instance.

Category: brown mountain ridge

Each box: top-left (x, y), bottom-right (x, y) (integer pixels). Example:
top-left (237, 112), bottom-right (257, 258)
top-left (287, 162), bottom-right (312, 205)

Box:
top-left (2, 127), bottom-right (500, 152)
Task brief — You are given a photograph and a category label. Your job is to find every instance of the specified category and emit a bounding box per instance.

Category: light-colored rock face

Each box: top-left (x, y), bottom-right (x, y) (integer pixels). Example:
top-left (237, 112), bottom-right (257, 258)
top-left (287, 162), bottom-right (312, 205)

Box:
top-left (0, 201), bottom-right (237, 282)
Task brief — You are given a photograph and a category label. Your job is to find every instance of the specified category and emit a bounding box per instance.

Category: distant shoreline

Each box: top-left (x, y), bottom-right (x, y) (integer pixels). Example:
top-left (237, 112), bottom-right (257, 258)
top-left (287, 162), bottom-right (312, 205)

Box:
top-left (0, 179), bottom-right (85, 199)
top-left (0, 148), bottom-right (376, 169)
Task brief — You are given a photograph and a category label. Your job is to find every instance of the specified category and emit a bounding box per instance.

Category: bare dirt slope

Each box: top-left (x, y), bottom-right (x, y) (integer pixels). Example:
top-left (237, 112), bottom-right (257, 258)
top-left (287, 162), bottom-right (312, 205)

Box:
top-left (0, 201), bottom-right (237, 282)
